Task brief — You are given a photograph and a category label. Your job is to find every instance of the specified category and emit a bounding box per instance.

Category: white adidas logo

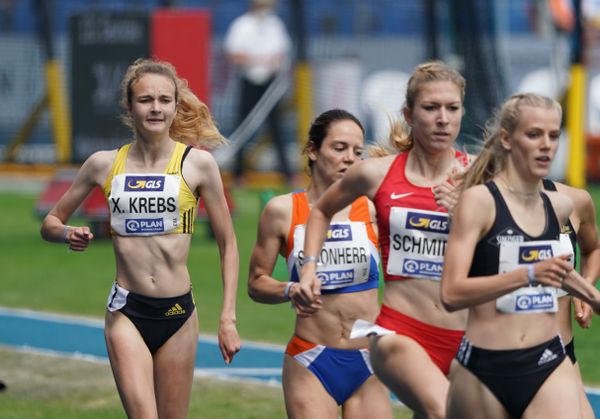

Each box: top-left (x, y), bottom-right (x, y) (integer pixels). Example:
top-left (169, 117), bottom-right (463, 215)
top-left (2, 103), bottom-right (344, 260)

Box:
top-left (537, 348), bottom-right (557, 365)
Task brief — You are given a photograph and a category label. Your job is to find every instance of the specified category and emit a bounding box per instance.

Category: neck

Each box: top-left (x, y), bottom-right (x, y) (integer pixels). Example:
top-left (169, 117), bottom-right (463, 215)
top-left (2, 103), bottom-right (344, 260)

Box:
top-left (305, 172), bottom-right (335, 203)
top-left (497, 173), bottom-right (540, 203)
top-left (407, 146), bottom-right (456, 181)
top-left (131, 137), bottom-right (175, 166)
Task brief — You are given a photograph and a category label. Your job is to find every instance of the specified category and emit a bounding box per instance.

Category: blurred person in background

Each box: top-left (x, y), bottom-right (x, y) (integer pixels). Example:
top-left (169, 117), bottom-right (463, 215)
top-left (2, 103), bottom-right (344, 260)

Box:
top-left (541, 177), bottom-right (600, 419)
top-left (297, 61), bottom-right (470, 419)
top-left (41, 58), bottom-right (241, 419)
top-left (441, 93), bottom-right (600, 419)
top-left (248, 109), bottom-right (393, 418)
top-left (224, 0), bottom-right (294, 186)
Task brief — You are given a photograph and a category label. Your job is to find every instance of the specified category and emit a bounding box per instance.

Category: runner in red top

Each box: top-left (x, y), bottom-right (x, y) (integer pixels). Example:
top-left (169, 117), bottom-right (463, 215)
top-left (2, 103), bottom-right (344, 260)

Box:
top-left (297, 61), bottom-right (470, 418)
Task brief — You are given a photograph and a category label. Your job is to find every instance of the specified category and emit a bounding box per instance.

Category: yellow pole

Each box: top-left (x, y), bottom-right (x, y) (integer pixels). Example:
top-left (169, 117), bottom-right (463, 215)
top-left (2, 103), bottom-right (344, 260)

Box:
top-left (295, 62), bottom-right (313, 159)
top-left (566, 63), bottom-right (586, 188)
top-left (46, 59), bottom-right (72, 163)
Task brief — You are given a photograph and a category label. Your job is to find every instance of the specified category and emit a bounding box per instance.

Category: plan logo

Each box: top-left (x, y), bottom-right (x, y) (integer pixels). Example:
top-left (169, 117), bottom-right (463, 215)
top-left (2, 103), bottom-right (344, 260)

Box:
top-left (402, 258), bottom-right (443, 277)
top-left (406, 211), bottom-right (449, 234)
top-left (125, 218), bottom-right (164, 233)
top-left (317, 269), bottom-right (354, 286)
top-left (124, 176), bottom-right (164, 191)
top-left (515, 293), bottom-right (555, 311)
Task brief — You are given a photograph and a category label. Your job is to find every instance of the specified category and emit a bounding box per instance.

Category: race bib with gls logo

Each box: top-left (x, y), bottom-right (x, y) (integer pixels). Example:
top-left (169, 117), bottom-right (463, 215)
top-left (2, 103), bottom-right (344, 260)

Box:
top-left (109, 173), bottom-right (181, 236)
top-left (387, 207), bottom-right (449, 280)
top-left (496, 239), bottom-right (563, 313)
top-left (556, 233), bottom-right (575, 298)
top-left (291, 222), bottom-right (373, 289)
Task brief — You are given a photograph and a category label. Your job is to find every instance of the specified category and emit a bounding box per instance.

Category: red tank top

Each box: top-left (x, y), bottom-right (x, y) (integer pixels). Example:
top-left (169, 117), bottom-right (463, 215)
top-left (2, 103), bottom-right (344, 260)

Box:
top-left (373, 150), bottom-right (467, 282)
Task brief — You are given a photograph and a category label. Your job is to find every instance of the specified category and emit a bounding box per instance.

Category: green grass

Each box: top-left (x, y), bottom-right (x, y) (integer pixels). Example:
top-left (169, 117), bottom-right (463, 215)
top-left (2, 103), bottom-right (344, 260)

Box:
top-left (0, 188), bottom-right (296, 343)
top-left (1, 184), bottom-right (600, 418)
top-left (0, 186), bottom-right (412, 418)
top-left (0, 347), bottom-right (293, 419)
top-left (0, 348), bottom-right (411, 418)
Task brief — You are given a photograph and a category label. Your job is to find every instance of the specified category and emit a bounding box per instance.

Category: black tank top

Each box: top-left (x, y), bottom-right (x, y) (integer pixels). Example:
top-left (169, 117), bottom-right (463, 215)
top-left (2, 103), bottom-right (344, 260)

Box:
top-left (542, 178), bottom-right (578, 270)
top-left (469, 181), bottom-right (562, 277)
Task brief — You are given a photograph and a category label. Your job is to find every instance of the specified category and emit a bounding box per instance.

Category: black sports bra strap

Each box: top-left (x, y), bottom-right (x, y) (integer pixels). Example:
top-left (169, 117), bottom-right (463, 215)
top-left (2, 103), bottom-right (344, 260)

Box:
top-left (542, 178), bottom-right (556, 191)
top-left (181, 145), bottom-right (193, 171)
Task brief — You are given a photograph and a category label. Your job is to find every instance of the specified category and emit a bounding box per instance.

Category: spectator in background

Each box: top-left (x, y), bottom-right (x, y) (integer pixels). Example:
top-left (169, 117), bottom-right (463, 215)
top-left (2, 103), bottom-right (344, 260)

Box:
top-left (0, 0), bottom-right (15, 32)
top-left (224, 0), bottom-right (294, 186)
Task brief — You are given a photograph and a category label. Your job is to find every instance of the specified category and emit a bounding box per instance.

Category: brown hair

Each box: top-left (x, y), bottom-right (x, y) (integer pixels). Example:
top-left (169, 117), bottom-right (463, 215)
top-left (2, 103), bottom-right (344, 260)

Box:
top-left (368, 61), bottom-right (466, 157)
top-left (461, 93), bottom-right (562, 189)
top-left (120, 58), bottom-right (226, 149)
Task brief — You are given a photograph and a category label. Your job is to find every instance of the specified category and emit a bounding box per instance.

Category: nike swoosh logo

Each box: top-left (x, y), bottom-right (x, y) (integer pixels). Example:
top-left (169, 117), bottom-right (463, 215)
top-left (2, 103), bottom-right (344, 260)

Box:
top-left (390, 192), bottom-right (413, 200)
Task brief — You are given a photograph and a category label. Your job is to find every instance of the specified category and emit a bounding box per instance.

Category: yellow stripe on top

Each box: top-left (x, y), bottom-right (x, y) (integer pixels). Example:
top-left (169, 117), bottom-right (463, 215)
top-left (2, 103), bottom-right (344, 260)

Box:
top-left (102, 142), bottom-right (198, 235)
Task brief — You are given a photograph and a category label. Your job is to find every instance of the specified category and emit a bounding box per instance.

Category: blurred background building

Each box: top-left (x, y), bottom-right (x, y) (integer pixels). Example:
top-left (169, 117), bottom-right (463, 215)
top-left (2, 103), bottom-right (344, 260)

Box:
top-left (1, 0), bottom-right (600, 182)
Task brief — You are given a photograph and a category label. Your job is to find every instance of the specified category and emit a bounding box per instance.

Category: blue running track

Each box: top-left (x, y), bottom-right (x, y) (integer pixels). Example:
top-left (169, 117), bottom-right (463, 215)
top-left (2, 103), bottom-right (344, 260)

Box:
top-left (1, 306), bottom-right (600, 413)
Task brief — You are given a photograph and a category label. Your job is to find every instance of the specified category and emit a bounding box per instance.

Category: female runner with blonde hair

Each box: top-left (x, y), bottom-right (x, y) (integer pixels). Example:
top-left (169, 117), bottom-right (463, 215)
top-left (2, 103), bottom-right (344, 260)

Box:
top-left (41, 58), bottom-right (241, 419)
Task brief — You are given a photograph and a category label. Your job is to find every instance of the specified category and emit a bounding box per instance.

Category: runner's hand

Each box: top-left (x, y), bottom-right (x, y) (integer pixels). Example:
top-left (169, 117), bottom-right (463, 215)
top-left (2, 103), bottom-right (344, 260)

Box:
top-left (432, 180), bottom-right (461, 217)
top-left (294, 265), bottom-right (323, 317)
top-left (573, 297), bottom-right (593, 328)
top-left (531, 255), bottom-right (573, 288)
top-left (65, 226), bottom-right (94, 251)
top-left (218, 319), bottom-right (241, 365)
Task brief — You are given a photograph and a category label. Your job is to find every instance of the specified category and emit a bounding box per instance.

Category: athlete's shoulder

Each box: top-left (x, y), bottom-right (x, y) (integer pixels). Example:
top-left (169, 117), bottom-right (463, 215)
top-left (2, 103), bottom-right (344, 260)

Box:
top-left (544, 187), bottom-right (574, 225)
top-left (460, 183), bottom-right (494, 208)
top-left (263, 192), bottom-right (294, 217)
top-left (551, 181), bottom-right (594, 209)
top-left (83, 149), bottom-right (118, 175)
top-left (454, 184), bottom-right (495, 232)
top-left (356, 154), bottom-right (395, 172)
top-left (184, 146), bottom-right (214, 164)
top-left (345, 155), bottom-right (395, 188)
top-left (260, 192), bottom-right (294, 236)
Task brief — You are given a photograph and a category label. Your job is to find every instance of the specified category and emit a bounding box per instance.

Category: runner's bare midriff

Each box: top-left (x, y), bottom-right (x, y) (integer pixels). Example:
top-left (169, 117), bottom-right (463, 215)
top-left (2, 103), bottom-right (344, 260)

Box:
top-left (383, 279), bottom-right (467, 330)
top-left (113, 234), bottom-right (193, 297)
top-left (295, 288), bottom-right (379, 350)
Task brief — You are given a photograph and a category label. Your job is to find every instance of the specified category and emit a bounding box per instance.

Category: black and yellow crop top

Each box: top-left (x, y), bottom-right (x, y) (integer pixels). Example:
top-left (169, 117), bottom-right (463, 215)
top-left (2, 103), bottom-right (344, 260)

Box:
top-left (102, 142), bottom-right (197, 236)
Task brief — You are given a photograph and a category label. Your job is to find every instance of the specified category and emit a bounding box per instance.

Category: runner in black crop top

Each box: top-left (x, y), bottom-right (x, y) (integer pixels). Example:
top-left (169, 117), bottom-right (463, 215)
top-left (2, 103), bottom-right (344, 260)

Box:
top-left (469, 181), bottom-right (561, 278)
top-left (542, 178), bottom-right (597, 418)
top-left (543, 178), bottom-right (577, 267)
top-left (440, 93), bottom-right (600, 419)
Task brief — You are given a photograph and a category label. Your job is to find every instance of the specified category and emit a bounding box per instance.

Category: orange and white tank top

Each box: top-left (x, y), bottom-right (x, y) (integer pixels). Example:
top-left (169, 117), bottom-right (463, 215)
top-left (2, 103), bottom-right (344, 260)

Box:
top-left (285, 190), bottom-right (380, 294)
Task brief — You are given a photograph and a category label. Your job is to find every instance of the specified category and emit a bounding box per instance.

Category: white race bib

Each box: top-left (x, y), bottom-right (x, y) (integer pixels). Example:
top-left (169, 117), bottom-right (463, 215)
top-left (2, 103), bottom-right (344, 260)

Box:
top-left (387, 207), bottom-right (449, 280)
top-left (109, 173), bottom-right (180, 236)
top-left (292, 222), bottom-right (373, 289)
top-left (556, 233), bottom-right (575, 298)
top-left (496, 285), bottom-right (558, 313)
top-left (496, 239), bottom-right (563, 313)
